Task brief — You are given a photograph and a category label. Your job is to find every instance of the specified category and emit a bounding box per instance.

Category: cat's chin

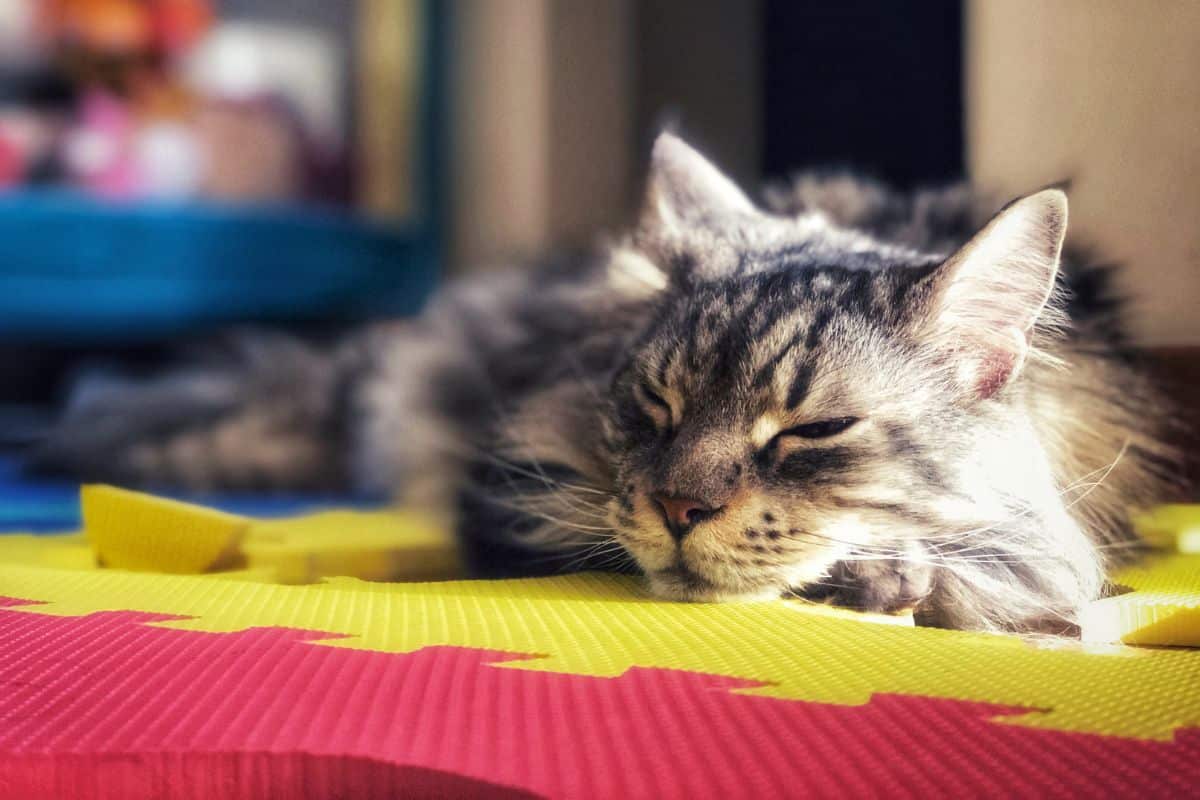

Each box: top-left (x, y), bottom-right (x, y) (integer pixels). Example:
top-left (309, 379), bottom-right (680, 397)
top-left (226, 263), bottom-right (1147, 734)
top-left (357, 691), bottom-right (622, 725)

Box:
top-left (647, 565), bottom-right (782, 603)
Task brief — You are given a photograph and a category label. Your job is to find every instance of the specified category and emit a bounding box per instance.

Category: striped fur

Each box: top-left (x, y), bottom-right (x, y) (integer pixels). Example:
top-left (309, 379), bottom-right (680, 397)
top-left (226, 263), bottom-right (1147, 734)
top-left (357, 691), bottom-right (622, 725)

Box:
top-left (33, 134), bottom-right (1185, 632)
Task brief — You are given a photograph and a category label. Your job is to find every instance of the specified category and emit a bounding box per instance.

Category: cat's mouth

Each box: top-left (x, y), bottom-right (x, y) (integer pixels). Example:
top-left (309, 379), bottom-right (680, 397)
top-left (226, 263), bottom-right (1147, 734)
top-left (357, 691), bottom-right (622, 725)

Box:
top-left (649, 561), bottom-right (780, 603)
top-left (655, 563), bottom-right (713, 592)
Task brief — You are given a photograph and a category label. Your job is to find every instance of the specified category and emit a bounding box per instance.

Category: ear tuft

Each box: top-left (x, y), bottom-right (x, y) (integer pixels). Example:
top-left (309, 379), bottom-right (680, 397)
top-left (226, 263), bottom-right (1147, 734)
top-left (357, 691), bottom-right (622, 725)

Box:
top-left (639, 133), bottom-right (756, 235)
top-left (921, 188), bottom-right (1068, 399)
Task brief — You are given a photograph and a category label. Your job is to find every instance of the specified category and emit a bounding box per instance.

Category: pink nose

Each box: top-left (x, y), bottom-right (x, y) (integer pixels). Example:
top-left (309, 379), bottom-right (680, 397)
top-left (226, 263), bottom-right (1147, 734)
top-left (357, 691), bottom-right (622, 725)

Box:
top-left (653, 494), bottom-right (720, 539)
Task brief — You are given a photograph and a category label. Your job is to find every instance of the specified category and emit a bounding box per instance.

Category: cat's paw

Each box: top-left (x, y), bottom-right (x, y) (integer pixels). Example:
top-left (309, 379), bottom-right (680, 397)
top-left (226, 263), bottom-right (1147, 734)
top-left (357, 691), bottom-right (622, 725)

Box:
top-left (797, 556), bottom-right (935, 615)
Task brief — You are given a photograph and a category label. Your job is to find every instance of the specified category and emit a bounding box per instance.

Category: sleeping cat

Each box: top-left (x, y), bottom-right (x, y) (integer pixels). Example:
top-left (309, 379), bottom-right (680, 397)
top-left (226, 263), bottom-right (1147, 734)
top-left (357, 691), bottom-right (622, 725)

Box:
top-left (34, 133), bottom-right (1184, 632)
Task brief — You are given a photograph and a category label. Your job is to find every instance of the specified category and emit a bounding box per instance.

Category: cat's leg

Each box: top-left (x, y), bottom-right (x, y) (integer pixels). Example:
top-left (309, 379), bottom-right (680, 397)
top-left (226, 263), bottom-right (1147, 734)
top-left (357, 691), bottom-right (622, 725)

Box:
top-left (796, 516), bottom-right (1104, 634)
top-left (915, 515), bottom-right (1105, 633)
top-left (918, 554), bottom-right (1094, 634)
top-left (798, 548), bottom-right (936, 615)
top-left (29, 330), bottom-right (367, 492)
top-left (798, 551), bottom-right (1085, 632)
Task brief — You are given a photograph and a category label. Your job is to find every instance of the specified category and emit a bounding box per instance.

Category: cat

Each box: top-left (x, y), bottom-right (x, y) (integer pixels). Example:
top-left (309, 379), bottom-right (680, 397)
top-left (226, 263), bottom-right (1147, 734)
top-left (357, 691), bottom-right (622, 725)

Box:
top-left (33, 133), bottom-right (1184, 633)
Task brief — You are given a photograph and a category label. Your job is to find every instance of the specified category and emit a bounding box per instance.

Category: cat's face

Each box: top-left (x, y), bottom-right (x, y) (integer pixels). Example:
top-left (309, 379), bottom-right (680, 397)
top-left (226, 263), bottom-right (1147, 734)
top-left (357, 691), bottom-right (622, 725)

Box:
top-left (603, 135), bottom-right (1066, 601)
top-left (607, 264), bottom-right (954, 600)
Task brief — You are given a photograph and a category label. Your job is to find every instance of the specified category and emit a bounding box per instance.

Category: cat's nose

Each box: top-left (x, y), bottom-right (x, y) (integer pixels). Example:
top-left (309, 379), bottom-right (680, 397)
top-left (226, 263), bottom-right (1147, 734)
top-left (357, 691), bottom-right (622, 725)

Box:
top-left (652, 494), bottom-right (721, 540)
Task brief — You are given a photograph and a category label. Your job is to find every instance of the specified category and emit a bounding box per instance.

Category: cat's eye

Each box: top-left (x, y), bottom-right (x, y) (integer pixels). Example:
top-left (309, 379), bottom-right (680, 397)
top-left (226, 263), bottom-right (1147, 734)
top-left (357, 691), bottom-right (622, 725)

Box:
top-left (777, 416), bottom-right (859, 440)
top-left (640, 386), bottom-right (671, 412)
top-left (635, 384), bottom-right (673, 427)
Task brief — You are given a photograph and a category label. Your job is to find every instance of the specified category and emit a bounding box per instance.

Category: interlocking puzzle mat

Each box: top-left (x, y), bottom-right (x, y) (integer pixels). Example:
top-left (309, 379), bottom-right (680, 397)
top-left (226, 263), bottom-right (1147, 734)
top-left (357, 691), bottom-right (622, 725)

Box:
top-left (1083, 551), bottom-right (1200, 646)
top-left (0, 485), bottom-right (1199, 798)
top-left (81, 484), bottom-right (462, 583)
top-left (1080, 505), bottom-right (1200, 647)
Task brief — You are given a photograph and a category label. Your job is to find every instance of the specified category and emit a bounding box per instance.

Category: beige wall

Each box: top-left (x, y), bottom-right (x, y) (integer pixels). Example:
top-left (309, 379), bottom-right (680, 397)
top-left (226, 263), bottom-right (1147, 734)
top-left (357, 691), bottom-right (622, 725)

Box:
top-left (448, 0), bottom-right (552, 269)
top-left (446, 0), bottom-right (760, 272)
top-left (447, 0), bottom-right (634, 270)
top-left (968, 0), bottom-right (1200, 346)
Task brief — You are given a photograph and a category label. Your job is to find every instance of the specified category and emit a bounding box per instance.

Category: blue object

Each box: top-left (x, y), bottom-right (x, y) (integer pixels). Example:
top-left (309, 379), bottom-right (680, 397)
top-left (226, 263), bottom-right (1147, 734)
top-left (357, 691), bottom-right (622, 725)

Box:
top-left (0, 457), bottom-right (377, 534)
top-left (0, 195), bottom-right (440, 340)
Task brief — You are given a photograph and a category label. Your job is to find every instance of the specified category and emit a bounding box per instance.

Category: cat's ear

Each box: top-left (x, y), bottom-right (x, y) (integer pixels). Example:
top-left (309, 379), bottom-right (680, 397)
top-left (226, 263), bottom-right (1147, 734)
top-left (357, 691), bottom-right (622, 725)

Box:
top-left (919, 189), bottom-right (1067, 399)
top-left (638, 133), bottom-right (756, 235)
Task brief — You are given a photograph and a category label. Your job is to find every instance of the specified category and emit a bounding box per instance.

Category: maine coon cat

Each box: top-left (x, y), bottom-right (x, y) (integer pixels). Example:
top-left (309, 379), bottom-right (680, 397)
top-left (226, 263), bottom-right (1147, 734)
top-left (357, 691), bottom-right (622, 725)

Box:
top-left (35, 134), bottom-right (1183, 632)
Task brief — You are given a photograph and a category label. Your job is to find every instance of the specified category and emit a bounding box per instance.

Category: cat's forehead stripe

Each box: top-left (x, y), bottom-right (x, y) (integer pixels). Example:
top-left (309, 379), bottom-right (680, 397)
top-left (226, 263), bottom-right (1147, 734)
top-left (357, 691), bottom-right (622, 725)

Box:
top-left (805, 306), bottom-right (835, 349)
top-left (751, 323), bottom-right (809, 390)
top-left (784, 361), bottom-right (816, 410)
top-left (649, 262), bottom-right (916, 417)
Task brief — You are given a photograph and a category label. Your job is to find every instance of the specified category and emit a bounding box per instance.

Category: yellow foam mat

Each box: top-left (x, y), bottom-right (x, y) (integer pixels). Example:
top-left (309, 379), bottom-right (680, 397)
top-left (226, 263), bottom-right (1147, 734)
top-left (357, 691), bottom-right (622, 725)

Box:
top-left (245, 510), bottom-right (462, 583)
top-left (1134, 504), bottom-right (1200, 553)
top-left (3, 488), bottom-right (1199, 742)
top-left (1082, 553), bottom-right (1200, 646)
top-left (1076, 503), bottom-right (1200, 646)
top-left (83, 485), bottom-right (247, 573)
top-left (0, 532), bottom-right (95, 570)
top-left (78, 484), bottom-right (462, 584)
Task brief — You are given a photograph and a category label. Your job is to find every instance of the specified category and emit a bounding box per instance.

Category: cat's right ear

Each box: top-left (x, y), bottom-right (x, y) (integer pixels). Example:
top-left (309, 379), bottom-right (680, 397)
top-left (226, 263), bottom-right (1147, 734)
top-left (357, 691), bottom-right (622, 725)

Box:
top-left (916, 189), bottom-right (1068, 400)
top-left (637, 132), bottom-right (756, 237)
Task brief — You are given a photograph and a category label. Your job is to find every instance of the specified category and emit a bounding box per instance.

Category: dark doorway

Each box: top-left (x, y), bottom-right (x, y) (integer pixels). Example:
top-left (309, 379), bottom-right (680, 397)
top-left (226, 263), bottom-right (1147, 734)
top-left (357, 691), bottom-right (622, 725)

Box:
top-left (762, 0), bottom-right (965, 188)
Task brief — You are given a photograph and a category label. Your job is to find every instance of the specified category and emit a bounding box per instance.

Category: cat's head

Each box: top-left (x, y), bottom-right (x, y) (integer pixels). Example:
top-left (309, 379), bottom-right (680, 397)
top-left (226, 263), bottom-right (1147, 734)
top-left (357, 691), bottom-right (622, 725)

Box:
top-left (605, 134), bottom-right (1068, 601)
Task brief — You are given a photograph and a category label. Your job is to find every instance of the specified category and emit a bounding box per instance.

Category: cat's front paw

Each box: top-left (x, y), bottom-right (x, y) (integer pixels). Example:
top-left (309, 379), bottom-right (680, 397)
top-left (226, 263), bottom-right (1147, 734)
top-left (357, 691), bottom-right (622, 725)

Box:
top-left (797, 556), bottom-right (935, 615)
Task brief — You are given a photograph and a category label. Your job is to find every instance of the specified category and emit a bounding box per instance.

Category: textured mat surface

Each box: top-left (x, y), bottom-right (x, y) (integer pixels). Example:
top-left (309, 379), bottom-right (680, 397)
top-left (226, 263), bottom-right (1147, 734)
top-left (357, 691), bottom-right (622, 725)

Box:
top-left (2, 560), bottom-right (1200, 799)
top-left (2, 598), bottom-right (1199, 799)
top-left (0, 478), bottom-right (1199, 798)
top-left (1084, 552), bottom-right (1200, 646)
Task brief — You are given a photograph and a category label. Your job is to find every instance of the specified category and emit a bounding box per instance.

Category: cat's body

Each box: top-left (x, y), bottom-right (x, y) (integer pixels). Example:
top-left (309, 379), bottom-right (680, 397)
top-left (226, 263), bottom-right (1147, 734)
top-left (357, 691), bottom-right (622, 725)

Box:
top-left (34, 135), bottom-right (1183, 632)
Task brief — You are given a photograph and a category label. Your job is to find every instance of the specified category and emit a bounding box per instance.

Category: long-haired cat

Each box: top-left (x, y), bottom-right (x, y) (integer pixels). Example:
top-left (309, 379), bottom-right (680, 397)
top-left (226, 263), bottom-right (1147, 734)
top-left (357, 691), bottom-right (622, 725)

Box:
top-left (34, 134), bottom-right (1184, 633)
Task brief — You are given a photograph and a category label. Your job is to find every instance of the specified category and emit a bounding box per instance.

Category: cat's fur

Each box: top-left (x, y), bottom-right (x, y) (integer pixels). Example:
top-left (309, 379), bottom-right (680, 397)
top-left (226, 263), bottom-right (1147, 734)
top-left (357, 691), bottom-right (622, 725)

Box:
top-left (33, 134), bottom-right (1184, 632)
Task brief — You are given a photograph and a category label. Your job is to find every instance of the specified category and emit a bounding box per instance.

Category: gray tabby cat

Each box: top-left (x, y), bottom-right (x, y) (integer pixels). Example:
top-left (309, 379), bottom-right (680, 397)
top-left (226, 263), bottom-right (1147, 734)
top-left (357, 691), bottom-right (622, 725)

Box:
top-left (35, 134), bottom-right (1183, 633)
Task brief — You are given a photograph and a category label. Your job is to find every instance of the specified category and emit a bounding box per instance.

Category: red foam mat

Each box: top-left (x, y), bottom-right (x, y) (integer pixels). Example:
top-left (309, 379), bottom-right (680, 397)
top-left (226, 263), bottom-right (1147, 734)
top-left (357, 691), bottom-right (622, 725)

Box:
top-left (1, 606), bottom-right (1199, 799)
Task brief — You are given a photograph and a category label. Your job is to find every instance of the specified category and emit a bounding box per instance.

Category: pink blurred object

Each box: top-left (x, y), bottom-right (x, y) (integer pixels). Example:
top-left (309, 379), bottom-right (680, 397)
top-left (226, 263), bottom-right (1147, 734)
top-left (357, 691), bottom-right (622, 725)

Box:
top-left (0, 109), bottom-right (63, 187)
top-left (0, 134), bottom-right (21, 187)
top-left (62, 89), bottom-right (204, 199)
top-left (184, 21), bottom-right (342, 203)
top-left (194, 97), bottom-right (301, 202)
top-left (62, 90), bottom-right (139, 197)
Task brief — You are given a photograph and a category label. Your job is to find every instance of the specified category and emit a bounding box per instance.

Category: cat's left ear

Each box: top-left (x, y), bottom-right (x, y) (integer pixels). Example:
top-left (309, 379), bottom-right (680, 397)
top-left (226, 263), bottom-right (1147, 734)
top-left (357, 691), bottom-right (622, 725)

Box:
top-left (638, 132), bottom-right (757, 236)
top-left (919, 189), bottom-right (1067, 399)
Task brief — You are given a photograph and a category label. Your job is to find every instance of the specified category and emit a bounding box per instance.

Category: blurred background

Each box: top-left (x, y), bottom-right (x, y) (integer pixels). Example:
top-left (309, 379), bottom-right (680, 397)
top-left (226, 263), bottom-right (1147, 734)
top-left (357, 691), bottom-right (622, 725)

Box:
top-left (0, 0), bottom-right (1197, 468)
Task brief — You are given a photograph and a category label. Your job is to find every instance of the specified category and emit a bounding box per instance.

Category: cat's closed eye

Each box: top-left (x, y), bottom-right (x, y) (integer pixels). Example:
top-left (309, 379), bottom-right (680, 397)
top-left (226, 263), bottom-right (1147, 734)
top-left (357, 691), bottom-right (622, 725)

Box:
top-left (775, 416), bottom-right (859, 441)
top-left (635, 384), bottom-right (673, 427)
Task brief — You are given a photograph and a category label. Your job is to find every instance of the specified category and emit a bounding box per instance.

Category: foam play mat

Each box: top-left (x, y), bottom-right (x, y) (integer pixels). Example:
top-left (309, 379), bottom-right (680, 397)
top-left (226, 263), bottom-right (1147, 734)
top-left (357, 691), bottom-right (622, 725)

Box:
top-left (1, 476), bottom-right (1199, 798)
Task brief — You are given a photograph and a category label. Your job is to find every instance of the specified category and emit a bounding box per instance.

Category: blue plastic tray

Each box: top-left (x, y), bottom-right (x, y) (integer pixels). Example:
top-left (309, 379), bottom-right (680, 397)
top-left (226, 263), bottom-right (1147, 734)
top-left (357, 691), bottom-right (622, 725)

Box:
top-left (0, 192), bottom-right (440, 341)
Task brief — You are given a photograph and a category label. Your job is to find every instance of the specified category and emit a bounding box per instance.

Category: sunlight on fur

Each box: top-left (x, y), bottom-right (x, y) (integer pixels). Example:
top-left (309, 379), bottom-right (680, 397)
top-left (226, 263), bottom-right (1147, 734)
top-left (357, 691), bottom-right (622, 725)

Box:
top-left (34, 133), bottom-right (1185, 635)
